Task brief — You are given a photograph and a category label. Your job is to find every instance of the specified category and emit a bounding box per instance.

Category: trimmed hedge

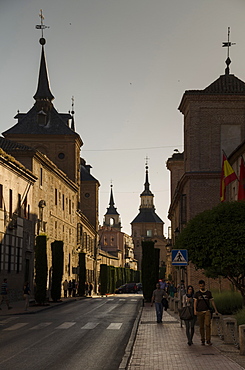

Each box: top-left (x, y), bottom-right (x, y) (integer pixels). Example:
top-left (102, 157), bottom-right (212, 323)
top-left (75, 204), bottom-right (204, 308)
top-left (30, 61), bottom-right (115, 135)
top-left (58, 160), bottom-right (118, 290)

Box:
top-left (35, 235), bottom-right (48, 304)
top-left (78, 252), bottom-right (86, 296)
top-left (142, 241), bottom-right (159, 302)
top-left (99, 265), bottom-right (141, 295)
top-left (51, 240), bottom-right (64, 302)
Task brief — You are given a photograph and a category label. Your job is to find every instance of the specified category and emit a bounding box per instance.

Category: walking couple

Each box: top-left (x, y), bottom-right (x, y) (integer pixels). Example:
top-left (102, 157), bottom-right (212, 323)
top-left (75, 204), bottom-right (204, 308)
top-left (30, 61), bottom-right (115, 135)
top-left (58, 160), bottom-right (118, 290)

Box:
top-left (151, 280), bottom-right (218, 346)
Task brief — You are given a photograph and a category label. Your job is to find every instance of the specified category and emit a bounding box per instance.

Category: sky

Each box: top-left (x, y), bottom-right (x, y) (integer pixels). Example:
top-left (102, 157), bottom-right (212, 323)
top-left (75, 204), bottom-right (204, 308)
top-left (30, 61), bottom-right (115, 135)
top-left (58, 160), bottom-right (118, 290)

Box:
top-left (1, 0), bottom-right (245, 236)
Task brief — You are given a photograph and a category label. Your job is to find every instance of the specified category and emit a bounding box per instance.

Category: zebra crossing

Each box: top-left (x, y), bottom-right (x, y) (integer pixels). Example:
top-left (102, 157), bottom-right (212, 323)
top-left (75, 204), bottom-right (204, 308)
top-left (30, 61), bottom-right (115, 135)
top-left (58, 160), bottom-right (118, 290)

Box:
top-left (1, 318), bottom-right (124, 332)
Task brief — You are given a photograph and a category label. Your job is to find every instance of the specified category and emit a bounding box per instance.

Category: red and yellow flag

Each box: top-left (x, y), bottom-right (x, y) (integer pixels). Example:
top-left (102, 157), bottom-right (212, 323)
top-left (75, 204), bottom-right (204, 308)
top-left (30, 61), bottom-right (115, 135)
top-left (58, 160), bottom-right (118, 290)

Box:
top-left (220, 153), bottom-right (237, 202)
top-left (238, 157), bottom-right (245, 200)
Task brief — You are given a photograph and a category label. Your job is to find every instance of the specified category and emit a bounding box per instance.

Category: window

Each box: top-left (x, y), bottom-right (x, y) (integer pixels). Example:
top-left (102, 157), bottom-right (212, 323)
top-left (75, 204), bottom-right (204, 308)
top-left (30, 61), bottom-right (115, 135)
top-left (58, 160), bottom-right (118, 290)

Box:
top-left (9, 189), bottom-right (13, 217)
top-left (146, 230), bottom-right (152, 237)
top-left (0, 184), bottom-right (3, 209)
top-left (62, 194), bottom-right (65, 211)
top-left (55, 189), bottom-right (58, 205)
top-left (40, 168), bottom-right (43, 187)
top-left (18, 193), bottom-right (21, 216)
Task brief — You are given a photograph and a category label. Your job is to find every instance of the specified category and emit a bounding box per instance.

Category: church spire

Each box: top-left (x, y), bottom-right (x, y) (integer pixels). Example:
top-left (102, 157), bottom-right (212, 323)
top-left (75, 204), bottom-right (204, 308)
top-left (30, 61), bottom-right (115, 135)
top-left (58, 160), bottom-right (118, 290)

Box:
top-left (106, 184), bottom-right (119, 215)
top-left (140, 159), bottom-right (154, 209)
top-left (33, 10), bottom-right (54, 107)
top-left (103, 184), bottom-right (122, 231)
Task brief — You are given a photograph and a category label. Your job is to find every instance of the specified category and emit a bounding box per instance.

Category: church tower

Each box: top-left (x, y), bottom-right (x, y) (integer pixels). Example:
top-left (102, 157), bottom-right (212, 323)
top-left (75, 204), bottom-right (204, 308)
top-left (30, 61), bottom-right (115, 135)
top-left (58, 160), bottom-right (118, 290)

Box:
top-left (2, 21), bottom-right (82, 186)
top-left (103, 184), bottom-right (122, 231)
top-left (131, 162), bottom-right (166, 270)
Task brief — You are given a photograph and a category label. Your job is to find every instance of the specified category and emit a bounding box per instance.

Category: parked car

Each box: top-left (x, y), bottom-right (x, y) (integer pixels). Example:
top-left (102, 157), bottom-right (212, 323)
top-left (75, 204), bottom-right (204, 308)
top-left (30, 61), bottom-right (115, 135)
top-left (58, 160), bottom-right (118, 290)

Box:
top-left (115, 283), bottom-right (138, 294)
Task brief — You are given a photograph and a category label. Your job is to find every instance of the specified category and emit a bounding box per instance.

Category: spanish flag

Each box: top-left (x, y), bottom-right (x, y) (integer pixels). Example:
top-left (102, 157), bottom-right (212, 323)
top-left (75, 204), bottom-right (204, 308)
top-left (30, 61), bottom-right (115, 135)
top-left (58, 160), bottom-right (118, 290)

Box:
top-left (238, 157), bottom-right (245, 200)
top-left (220, 153), bottom-right (237, 202)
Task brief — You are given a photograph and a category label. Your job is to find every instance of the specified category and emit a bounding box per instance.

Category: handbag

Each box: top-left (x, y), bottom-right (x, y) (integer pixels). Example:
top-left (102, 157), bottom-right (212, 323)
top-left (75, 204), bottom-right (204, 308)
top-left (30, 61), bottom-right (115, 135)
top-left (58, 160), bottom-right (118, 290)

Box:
top-left (161, 297), bottom-right (169, 311)
top-left (178, 306), bottom-right (193, 320)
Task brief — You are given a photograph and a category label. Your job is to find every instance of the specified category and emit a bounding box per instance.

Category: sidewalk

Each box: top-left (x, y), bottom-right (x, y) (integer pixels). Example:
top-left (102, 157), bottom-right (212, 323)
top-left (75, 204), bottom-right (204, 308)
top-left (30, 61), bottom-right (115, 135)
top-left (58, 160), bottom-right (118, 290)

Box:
top-left (0, 296), bottom-right (85, 316)
top-left (127, 303), bottom-right (245, 370)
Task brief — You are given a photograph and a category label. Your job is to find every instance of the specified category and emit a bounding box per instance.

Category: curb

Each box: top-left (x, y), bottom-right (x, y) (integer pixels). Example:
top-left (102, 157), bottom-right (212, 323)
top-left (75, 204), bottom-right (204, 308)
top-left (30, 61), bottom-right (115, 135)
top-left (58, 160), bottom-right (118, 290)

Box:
top-left (119, 298), bottom-right (144, 369)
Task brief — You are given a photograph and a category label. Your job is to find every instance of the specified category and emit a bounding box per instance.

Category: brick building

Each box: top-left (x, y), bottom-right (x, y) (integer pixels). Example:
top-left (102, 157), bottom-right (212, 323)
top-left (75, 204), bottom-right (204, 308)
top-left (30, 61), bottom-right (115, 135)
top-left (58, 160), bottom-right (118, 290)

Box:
top-left (167, 59), bottom-right (245, 290)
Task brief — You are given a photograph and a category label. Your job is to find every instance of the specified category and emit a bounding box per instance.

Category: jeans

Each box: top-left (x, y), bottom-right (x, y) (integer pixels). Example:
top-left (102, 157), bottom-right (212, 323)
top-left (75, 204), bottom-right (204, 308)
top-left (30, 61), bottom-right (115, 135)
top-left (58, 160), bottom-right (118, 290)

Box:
top-left (155, 302), bottom-right (163, 322)
top-left (197, 311), bottom-right (211, 342)
top-left (184, 316), bottom-right (197, 343)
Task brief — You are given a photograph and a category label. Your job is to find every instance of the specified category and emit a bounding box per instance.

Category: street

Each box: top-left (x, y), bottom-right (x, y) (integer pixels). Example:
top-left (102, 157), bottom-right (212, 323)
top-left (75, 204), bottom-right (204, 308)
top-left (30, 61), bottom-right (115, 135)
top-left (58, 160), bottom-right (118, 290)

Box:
top-left (0, 295), bottom-right (143, 370)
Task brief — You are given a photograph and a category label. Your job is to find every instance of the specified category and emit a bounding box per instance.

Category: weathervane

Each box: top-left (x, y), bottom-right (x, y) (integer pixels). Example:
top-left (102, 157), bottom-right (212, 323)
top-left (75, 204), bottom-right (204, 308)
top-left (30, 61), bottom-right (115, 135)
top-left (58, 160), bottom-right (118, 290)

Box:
top-left (145, 155), bottom-right (149, 169)
top-left (71, 96), bottom-right (75, 116)
top-left (222, 27), bottom-right (236, 74)
top-left (35, 9), bottom-right (50, 45)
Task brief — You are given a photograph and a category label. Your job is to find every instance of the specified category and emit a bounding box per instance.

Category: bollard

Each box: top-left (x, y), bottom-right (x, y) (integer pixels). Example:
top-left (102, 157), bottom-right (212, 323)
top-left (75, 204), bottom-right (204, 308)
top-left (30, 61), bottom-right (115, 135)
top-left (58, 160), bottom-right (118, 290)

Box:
top-left (169, 297), bottom-right (174, 311)
top-left (211, 313), bottom-right (223, 338)
top-left (223, 317), bottom-right (238, 345)
top-left (174, 298), bottom-right (180, 314)
top-left (239, 325), bottom-right (245, 355)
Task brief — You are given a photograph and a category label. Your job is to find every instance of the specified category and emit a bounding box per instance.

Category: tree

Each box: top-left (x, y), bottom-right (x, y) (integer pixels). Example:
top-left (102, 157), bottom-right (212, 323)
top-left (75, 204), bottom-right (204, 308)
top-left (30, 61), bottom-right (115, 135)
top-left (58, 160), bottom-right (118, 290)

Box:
top-left (175, 201), bottom-right (245, 303)
top-left (142, 241), bottom-right (158, 302)
top-left (78, 252), bottom-right (86, 296)
top-left (51, 240), bottom-right (64, 302)
top-left (35, 235), bottom-right (48, 304)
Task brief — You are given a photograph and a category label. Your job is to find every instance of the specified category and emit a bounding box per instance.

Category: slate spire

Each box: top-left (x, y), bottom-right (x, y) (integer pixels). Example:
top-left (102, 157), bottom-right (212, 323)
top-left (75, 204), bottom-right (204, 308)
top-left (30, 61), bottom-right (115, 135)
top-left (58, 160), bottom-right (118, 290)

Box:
top-left (33, 42), bottom-right (54, 103)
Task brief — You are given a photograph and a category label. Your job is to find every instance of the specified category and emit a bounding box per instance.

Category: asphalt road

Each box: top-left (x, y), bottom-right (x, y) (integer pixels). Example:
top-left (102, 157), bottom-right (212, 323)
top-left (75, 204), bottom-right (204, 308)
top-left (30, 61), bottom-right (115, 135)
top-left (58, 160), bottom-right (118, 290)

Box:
top-left (0, 295), bottom-right (143, 370)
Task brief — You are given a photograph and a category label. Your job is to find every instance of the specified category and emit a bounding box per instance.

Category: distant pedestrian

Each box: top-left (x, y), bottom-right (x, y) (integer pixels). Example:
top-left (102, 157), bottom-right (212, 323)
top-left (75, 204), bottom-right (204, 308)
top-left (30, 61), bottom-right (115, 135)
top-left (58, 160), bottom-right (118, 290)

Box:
top-left (182, 285), bottom-right (197, 345)
top-left (151, 283), bottom-right (168, 323)
top-left (72, 279), bottom-right (76, 297)
top-left (167, 281), bottom-right (176, 297)
top-left (0, 278), bottom-right (12, 310)
top-left (194, 280), bottom-right (218, 345)
top-left (177, 279), bottom-right (186, 305)
top-left (159, 279), bottom-right (168, 291)
top-left (68, 280), bottom-right (72, 297)
top-left (63, 279), bottom-right (68, 298)
top-left (85, 282), bottom-right (89, 296)
top-left (89, 282), bottom-right (93, 296)
top-left (23, 281), bottom-right (31, 311)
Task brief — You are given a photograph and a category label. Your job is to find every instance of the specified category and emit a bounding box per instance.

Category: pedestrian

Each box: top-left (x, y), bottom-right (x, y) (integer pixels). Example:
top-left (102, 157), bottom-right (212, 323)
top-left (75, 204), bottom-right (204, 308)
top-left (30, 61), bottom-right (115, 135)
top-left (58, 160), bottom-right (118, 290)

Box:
top-left (159, 279), bottom-right (168, 291)
top-left (151, 282), bottom-right (168, 323)
top-left (0, 278), bottom-right (12, 310)
top-left (72, 279), bottom-right (76, 297)
top-left (167, 281), bottom-right (176, 297)
top-left (23, 281), bottom-right (31, 311)
top-left (182, 285), bottom-right (197, 346)
top-left (68, 280), bottom-right (72, 297)
top-left (85, 282), bottom-right (89, 296)
top-left (63, 279), bottom-right (68, 298)
top-left (194, 279), bottom-right (218, 346)
top-left (177, 279), bottom-right (186, 305)
top-left (89, 282), bottom-right (93, 296)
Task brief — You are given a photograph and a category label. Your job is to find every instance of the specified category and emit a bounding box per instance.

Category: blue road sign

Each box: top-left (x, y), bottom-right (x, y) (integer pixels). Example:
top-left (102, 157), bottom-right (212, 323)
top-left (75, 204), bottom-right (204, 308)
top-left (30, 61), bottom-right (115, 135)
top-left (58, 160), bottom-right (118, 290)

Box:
top-left (171, 249), bottom-right (188, 266)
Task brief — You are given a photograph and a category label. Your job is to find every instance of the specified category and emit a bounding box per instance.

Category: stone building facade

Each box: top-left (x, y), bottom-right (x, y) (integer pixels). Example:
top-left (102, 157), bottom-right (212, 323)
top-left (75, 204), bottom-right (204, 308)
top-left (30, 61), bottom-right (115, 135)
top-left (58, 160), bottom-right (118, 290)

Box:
top-left (0, 35), bottom-right (100, 297)
top-left (0, 148), bottom-right (36, 299)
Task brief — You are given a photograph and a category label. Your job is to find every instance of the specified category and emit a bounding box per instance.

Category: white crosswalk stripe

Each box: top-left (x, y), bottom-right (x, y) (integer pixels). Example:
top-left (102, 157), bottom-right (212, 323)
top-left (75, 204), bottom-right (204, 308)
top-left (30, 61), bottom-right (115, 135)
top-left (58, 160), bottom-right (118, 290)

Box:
top-left (0, 317), bottom-right (19, 325)
top-left (1, 320), bottom-right (124, 331)
top-left (119, 299), bottom-right (126, 301)
top-left (107, 323), bottom-right (122, 330)
top-left (81, 322), bottom-right (99, 330)
top-left (55, 322), bottom-right (76, 329)
top-left (4, 323), bottom-right (28, 331)
top-left (29, 322), bottom-right (52, 330)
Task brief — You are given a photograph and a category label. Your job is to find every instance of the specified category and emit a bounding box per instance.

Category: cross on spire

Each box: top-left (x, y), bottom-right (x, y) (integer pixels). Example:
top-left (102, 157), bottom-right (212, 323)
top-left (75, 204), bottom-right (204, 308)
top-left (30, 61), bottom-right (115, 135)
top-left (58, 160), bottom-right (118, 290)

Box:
top-left (222, 27), bottom-right (236, 75)
top-left (35, 9), bottom-right (50, 43)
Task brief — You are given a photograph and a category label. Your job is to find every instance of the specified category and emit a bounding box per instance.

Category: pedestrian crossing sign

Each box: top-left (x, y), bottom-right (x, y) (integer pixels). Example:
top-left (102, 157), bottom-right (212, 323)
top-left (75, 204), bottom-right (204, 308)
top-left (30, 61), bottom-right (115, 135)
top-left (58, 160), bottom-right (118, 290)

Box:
top-left (171, 249), bottom-right (188, 266)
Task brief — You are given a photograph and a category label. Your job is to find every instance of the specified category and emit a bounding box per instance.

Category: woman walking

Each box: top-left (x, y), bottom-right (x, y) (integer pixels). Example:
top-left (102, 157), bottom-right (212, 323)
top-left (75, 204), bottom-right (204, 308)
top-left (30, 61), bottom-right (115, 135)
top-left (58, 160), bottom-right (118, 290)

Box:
top-left (182, 285), bottom-right (197, 345)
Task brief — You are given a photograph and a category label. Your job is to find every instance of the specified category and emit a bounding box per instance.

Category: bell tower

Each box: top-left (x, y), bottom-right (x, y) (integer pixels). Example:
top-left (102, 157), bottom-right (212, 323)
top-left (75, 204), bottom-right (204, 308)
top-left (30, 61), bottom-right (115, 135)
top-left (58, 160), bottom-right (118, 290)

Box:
top-left (103, 184), bottom-right (122, 231)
